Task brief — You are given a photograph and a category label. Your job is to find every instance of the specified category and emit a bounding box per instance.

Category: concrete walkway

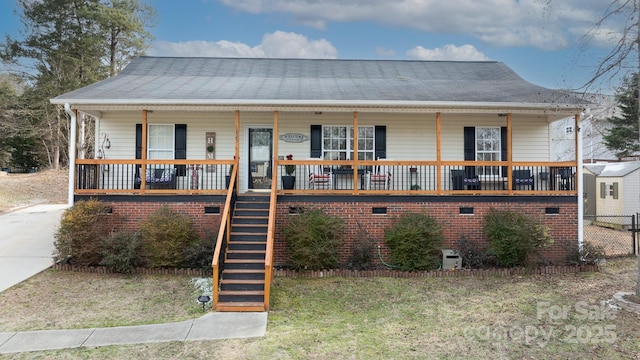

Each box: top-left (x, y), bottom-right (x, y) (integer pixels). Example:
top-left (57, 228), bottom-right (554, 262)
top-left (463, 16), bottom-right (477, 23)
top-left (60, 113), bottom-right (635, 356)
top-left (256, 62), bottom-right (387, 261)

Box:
top-left (0, 203), bottom-right (67, 293)
top-left (0, 312), bottom-right (268, 354)
top-left (0, 204), bottom-right (268, 354)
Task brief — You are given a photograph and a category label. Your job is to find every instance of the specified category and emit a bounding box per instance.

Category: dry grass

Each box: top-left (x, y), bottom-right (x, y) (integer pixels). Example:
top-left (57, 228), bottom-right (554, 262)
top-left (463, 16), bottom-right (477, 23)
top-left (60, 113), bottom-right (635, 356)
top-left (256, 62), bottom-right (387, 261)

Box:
top-left (1, 258), bottom-right (640, 359)
top-left (0, 270), bottom-right (204, 332)
top-left (0, 169), bottom-right (68, 212)
top-left (585, 225), bottom-right (636, 257)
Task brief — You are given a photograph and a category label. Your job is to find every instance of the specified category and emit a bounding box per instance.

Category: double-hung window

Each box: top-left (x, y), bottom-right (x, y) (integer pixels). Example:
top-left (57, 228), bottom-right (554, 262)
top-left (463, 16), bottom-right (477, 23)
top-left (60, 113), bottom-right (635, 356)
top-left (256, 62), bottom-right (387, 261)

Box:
top-left (147, 124), bottom-right (174, 160)
top-left (322, 126), bottom-right (375, 161)
top-left (475, 127), bottom-right (501, 176)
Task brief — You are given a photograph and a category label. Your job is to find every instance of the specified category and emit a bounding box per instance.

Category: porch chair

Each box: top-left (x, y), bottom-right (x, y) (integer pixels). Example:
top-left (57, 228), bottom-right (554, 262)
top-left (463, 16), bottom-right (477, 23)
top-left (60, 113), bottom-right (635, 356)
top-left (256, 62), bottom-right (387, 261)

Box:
top-left (308, 158), bottom-right (333, 190)
top-left (512, 169), bottom-right (535, 190)
top-left (559, 168), bottom-right (573, 190)
top-left (365, 161), bottom-right (391, 190)
top-left (134, 166), bottom-right (176, 189)
top-left (450, 168), bottom-right (481, 190)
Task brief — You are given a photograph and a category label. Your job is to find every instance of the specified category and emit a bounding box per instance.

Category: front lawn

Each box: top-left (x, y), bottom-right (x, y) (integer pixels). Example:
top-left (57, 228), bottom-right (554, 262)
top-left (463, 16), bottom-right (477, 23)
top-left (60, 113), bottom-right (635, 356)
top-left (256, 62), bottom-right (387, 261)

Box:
top-left (1, 258), bottom-right (639, 359)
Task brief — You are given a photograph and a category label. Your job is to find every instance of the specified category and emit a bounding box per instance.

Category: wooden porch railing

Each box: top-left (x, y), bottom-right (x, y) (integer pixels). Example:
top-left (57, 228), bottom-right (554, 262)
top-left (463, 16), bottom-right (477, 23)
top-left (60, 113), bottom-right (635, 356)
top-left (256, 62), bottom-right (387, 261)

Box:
top-left (73, 159), bottom-right (234, 194)
top-left (277, 159), bottom-right (578, 195)
top-left (73, 158), bottom-right (577, 196)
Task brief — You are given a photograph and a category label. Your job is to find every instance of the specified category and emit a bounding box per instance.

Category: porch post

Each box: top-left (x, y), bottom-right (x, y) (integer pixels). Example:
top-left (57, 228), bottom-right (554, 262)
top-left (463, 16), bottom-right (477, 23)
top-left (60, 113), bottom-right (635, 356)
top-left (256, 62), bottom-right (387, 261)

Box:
top-left (353, 111), bottom-right (359, 192)
top-left (141, 110), bottom-right (148, 190)
top-left (436, 112), bottom-right (442, 194)
top-left (235, 110), bottom-right (240, 187)
top-left (507, 113), bottom-right (513, 193)
top-left (273, 111), bottom-right (279, 181)
top-left (576, 113), bottom-right (584, 251)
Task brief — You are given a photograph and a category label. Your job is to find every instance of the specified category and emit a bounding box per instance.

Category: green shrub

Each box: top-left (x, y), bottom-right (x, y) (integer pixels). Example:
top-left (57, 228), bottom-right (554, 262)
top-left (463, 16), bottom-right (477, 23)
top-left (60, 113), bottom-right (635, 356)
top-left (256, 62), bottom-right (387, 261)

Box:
top-left (282, 208), bottom-right (344, 270)
top-left (100, 231), bottom-right (143, 273)
top-left (53, 199), bottom-right (114, 266)
top-left (563, 240), bottom-right (606, 266)
top-left (139, 205), bottom-right (200, 268)
top-left (458, 235), bottom-right (492, 269)
top-left (183, 230), bottom-right (216, 273)
top-left (384, 212), bottom-right (444, 271)
top-left (346, 222), bottom-right (376, 270)
top-left (483, 208), bottom-right (553, 267)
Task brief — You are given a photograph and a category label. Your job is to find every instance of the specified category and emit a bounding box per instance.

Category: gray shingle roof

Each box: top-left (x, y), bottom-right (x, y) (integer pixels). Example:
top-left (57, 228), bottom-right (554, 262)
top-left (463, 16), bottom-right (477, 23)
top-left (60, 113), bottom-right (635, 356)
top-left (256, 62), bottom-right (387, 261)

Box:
top-left (589, 162), bottom-right (640, 177)
top-left (51, 57), bottom-right (583, 107)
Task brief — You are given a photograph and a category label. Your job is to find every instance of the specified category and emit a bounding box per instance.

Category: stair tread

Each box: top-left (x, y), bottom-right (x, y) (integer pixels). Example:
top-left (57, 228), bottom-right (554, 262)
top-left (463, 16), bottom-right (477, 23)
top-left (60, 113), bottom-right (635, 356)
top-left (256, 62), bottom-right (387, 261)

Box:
top-left (216, 301), bottom-right (265, 307)
top-left (227, 250), bottom-right (266, 253)
top-left (219, 290), bottom-right (265, 295)
top-left (225, 258), bottom-right (265, 263)
top-left (225, 268), bottom-right (265, 272)
top-left (221, 278), bottom-right (265, 283)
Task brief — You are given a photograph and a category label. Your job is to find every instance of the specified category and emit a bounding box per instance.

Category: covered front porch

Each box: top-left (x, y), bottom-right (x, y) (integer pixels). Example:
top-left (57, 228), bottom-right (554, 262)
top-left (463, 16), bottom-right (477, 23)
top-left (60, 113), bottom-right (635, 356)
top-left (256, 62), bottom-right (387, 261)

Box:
top-left (70, 109), bottom-right (579, 197)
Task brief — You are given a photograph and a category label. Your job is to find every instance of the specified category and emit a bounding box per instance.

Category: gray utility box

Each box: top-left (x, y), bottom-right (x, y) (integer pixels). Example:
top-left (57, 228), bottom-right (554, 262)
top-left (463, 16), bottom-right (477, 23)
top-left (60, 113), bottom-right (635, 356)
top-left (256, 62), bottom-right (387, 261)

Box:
top-left (441, 249), bottom-right (462, 270)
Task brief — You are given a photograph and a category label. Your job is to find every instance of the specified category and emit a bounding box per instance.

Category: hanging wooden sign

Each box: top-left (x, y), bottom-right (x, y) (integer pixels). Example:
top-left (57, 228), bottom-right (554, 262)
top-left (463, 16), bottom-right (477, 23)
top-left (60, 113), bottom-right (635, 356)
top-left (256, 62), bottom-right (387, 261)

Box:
top-left (206, 132), bottom-right (216, 172)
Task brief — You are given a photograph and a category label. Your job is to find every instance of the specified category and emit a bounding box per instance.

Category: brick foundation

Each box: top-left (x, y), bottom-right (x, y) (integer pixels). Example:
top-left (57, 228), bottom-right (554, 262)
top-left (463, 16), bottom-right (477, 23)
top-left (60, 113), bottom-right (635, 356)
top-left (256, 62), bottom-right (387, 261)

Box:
top-left (76, 194), bottom-right (578, 268)
top-left (275, 195), bottom-right (578, 267)
top-left (75, 195), bottom-right (225, 239)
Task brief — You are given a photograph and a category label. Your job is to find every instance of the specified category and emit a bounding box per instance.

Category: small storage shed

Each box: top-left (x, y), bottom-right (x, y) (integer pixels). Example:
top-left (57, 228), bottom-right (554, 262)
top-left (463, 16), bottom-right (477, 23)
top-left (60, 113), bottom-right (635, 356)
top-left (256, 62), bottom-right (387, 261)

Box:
top-left (586, 162), bottom-right (640, 227)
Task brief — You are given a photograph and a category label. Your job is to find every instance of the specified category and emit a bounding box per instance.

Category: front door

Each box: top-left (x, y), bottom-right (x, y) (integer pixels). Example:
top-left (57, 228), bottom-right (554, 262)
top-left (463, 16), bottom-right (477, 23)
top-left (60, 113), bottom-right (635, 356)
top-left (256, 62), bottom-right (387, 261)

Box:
top-left (248, 127), bottom-right (273, 190)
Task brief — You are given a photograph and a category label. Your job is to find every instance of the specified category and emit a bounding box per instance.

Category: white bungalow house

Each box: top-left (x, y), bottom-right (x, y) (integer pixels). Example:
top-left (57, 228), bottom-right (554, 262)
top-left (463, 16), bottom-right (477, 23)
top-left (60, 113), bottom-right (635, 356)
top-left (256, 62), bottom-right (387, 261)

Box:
top-left (51, 57), bottom-right (587, 311)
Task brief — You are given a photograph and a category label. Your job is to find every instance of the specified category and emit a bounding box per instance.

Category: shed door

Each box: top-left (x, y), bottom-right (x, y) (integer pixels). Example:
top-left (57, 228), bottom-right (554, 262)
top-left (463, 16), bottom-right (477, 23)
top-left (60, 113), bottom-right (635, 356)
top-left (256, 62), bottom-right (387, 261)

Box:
top-left (583, 173), bottom-right (596, 216)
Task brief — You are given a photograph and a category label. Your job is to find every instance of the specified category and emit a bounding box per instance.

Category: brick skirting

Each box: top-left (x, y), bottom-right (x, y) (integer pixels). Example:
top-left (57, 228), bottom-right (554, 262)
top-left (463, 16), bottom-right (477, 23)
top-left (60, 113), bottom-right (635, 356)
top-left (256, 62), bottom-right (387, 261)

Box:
top-left (51, 263), bottom-right (598, 278)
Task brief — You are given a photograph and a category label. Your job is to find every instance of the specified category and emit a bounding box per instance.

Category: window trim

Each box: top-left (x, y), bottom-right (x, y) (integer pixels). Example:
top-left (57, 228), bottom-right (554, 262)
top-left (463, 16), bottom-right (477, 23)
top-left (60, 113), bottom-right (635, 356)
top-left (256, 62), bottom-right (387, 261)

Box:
top-left (321, 125), bottom-right (375, 161)
top-left (475, 126), bottom-right (502, 176)
top-left (147, 123), bottom-right (175, 160)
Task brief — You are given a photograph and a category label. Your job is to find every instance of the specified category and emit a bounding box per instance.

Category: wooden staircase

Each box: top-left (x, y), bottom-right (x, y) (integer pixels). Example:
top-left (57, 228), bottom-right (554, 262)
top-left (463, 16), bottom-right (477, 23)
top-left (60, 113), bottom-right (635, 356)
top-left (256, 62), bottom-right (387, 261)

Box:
top-left (216, 194), bottom-right (270, 312)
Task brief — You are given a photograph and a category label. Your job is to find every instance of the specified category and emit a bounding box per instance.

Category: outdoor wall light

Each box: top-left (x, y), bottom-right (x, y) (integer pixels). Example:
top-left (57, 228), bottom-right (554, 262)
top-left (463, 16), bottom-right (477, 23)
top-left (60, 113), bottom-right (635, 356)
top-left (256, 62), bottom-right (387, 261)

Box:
top-left (198, 295), bottom-right (211, 312)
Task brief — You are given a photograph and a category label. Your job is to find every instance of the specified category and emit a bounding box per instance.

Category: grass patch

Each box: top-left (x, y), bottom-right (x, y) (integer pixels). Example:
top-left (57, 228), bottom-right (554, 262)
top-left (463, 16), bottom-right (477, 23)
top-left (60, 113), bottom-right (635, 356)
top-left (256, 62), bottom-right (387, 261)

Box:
top-left (1, 258), bottom-right (640, 359)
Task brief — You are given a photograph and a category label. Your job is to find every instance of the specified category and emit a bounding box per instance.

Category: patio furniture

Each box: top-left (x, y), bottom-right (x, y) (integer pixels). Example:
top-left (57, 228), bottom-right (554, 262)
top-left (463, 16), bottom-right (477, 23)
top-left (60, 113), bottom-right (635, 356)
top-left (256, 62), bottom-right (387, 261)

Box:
top-left (559, 167), bottom-right (573, 190)
top-left (308, 158), bottom-right (333, 190)
top-left (450, 168), bottom-right (481, 190)
top-left (512, 169), bottom-right (535, 190)
top-left (134, 166), bottom-right (176, 189)
top-left (365, 162), bottom-right (391, 190)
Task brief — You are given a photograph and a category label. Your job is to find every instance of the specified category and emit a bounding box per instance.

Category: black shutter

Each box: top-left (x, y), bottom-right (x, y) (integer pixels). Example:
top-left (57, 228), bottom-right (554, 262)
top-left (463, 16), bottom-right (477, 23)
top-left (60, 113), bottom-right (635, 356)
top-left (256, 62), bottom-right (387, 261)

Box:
top-left (310, 125), bottom-right (322, 158)
top-left (501, 126), bottom-right (507, 175)
top-left (463, 127), bottom-right (475, 161)
top-left (375, 126), bottom-right (386, 159)
top-left (175, 124), bottom-right (187, 176)
top-left (135, 124), bottom-right (142, 159)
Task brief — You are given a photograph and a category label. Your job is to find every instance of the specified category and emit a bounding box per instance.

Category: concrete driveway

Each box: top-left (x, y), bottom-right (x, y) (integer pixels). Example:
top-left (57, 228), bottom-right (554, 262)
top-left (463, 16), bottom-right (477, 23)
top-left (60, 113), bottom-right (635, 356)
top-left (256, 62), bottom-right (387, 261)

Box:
top-left (0, 204), bottom-right (68, 293)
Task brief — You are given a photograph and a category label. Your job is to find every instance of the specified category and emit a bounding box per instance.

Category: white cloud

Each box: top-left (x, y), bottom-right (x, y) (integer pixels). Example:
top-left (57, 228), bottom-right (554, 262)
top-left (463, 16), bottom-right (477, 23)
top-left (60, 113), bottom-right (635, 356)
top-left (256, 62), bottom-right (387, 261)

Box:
top-left (375, 47), bottom-right (395, 57)
top-left (260, 31), bottom-right (337, 58)
top-left (218, 0), bottom-right (616, 51)
top-left (149, 40), bottom-right (264, 57)
top-left (149, 31), bottom-right (337, 59)
top-left (407, 44), bottom-right (489, 61)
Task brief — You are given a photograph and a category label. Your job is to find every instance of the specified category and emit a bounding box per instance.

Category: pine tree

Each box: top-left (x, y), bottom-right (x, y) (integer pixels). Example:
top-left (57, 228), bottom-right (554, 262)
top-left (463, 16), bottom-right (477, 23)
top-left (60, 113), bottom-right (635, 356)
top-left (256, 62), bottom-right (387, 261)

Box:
top-left (603, 73), bottom-right (640, 159)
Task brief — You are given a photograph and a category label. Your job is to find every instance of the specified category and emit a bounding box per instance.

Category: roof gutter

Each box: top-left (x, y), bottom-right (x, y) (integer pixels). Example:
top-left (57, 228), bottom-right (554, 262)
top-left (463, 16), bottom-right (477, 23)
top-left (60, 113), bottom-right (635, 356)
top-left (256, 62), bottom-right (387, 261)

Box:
top-left (51, 99), bottom-right (584, 117)
top-left (50, 98), bottom-right (583, 109)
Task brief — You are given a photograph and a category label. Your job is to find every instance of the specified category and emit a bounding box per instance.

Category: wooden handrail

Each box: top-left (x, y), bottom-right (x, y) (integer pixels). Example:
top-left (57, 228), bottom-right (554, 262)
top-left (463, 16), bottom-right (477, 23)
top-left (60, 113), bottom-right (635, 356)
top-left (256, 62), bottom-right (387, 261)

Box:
top-left (212, 159), bottom-right (238, 310)
top-left (263, 165), bottom-right (278, 311)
